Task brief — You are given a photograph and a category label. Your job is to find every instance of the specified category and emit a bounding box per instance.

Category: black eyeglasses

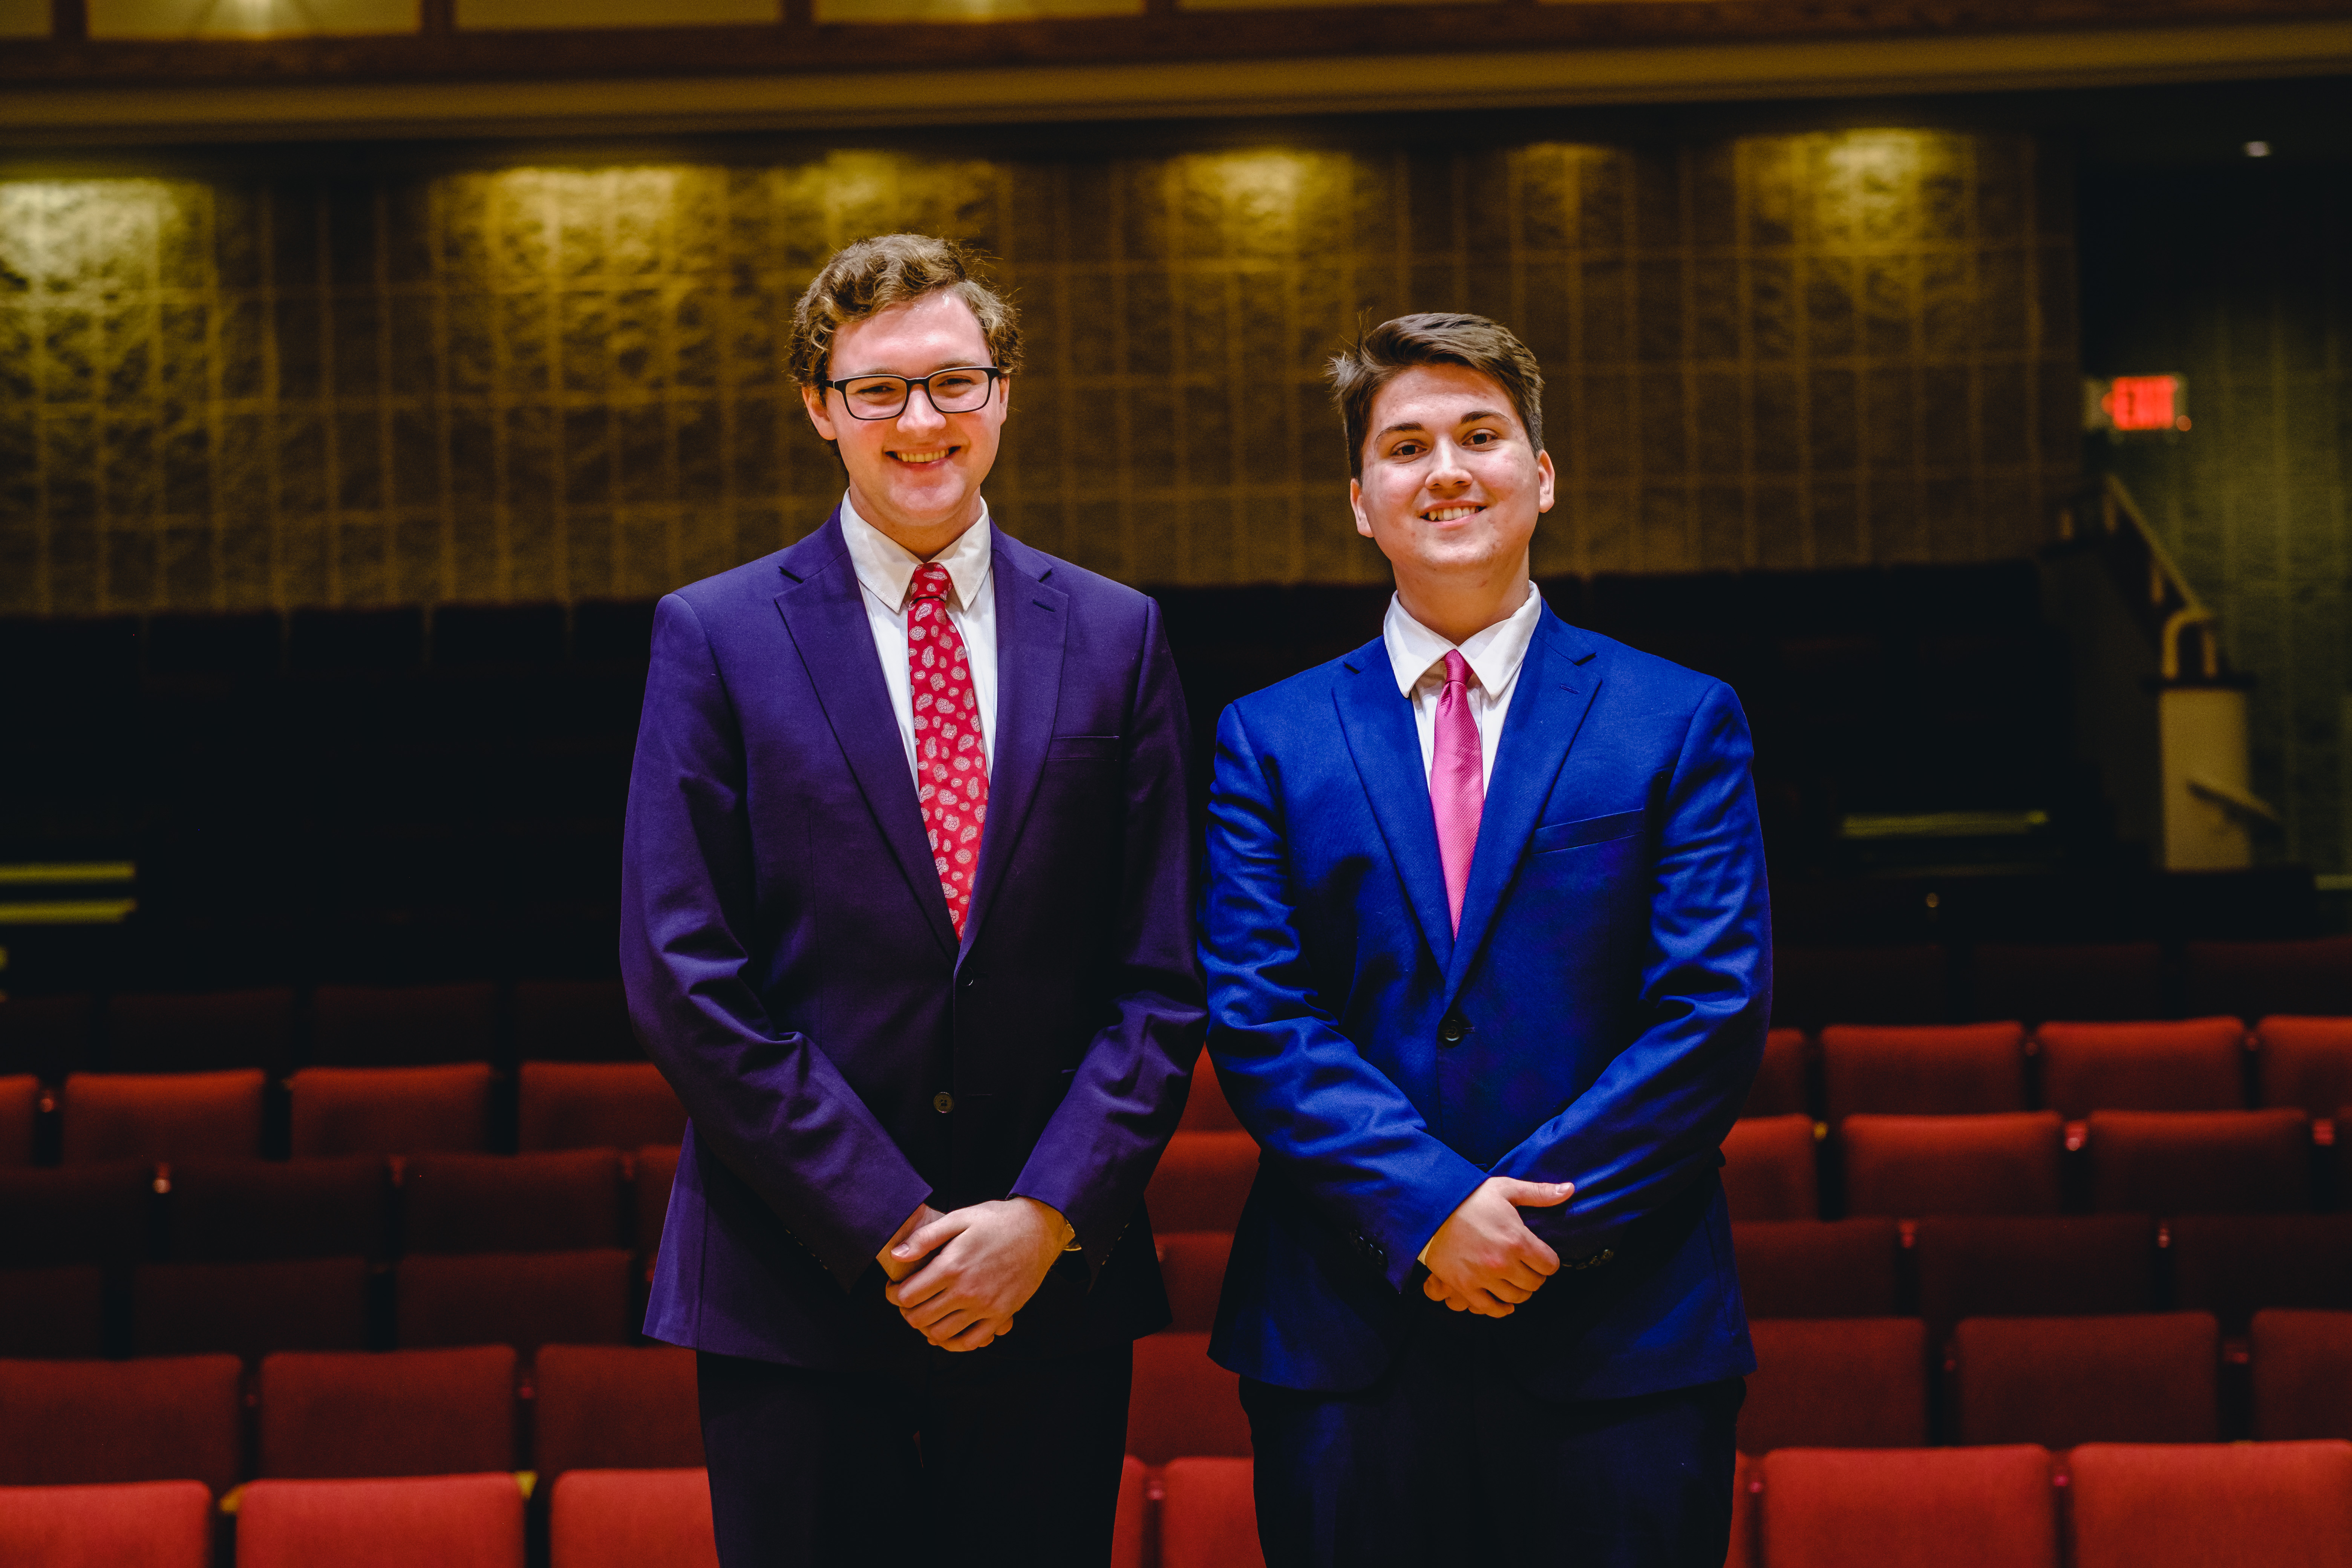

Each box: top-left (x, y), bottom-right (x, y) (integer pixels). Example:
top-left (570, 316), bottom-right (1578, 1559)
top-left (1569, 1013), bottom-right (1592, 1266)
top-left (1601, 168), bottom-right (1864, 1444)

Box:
top-left (823, 366), bottom-right (1005, 421)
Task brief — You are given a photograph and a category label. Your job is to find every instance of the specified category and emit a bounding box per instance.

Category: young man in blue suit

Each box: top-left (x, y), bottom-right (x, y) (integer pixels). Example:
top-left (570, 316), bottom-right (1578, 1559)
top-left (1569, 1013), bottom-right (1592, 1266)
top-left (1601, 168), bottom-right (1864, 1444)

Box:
top-left (1201, 314), bottom-right (1770, 1566)
top-left (621, 234), bottom-right (1204, 1567)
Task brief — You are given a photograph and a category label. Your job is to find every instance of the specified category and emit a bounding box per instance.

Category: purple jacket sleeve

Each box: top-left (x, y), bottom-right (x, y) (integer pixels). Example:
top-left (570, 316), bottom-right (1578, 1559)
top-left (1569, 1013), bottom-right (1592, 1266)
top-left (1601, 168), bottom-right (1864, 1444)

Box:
top-left (620, 592), bottom-right (932, 1291)
top-left (1007, 597), bottom-right (1207, 1272)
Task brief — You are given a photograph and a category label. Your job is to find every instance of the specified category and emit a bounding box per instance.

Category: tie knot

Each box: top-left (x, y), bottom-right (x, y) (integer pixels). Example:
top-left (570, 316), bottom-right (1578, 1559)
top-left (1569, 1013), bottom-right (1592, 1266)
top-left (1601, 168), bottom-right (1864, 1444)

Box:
top-left (909, 562), bottom-right (952, 606)
top-left (1442, 649), bottom-right (1473, 691)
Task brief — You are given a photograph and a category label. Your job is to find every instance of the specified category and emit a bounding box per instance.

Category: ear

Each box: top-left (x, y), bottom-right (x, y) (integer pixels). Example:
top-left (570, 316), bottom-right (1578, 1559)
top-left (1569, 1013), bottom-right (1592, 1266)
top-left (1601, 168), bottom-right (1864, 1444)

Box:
top-left (801, 384), bottom-right (839, 443)
top-left (1534, 448), bottom-right (1556, 514)
top-left (1350, 477), bottom-right (1374, 540)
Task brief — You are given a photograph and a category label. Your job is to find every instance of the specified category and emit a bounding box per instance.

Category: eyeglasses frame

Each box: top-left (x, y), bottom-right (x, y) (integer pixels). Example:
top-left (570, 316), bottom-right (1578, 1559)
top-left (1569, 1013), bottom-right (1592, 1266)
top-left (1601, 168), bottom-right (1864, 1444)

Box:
top-left (821, 365), bottom-right (1007, 421)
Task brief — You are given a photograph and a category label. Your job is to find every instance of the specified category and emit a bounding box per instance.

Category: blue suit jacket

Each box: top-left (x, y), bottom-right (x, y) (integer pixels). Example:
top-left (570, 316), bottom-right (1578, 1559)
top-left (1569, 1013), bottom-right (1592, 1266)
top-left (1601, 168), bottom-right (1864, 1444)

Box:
top-left (621, 512), bottom-right (1205, 1369)
top-left (1201, 599), bottom-right (1769, 1400)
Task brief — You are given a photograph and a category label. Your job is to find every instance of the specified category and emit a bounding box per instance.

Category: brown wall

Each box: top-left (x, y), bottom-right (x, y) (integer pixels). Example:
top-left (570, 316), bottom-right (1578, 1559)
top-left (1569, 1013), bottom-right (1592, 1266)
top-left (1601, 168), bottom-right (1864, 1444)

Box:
top-left (0, 129), bottom-right (2078, 614)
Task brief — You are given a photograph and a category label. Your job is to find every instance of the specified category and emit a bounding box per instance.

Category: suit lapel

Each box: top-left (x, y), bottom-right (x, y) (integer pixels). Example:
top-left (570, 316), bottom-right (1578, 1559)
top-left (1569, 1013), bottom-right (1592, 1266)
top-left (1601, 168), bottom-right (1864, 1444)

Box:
top-left (959, 534), bottom-right (1067, 960)
top-left (1333, 645), bottom-right (1454, 974)
top-left (1443, 608), bottom-right (1602, 1000)
top-left (773, 513), bottom-right (958, 963)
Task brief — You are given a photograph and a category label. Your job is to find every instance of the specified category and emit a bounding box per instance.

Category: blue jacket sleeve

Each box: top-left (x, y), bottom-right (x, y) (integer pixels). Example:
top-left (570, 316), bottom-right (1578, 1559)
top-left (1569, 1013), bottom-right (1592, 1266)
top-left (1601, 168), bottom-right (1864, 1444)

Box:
top-left (1489, 680), bottom-right (1772, 1254)
top-left (1202, 702), bottom-right (1490, 1294)
top-left (620, 592), bottom-right (933, 1291)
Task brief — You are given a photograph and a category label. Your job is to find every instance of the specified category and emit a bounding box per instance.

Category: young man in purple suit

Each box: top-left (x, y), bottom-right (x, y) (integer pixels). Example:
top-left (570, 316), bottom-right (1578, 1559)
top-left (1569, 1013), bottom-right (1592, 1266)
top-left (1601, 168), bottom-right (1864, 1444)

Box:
top-left (621, 234), bottom-right (1204, 1568)
top-left (1201, 314), bottom-right (1771, 1566)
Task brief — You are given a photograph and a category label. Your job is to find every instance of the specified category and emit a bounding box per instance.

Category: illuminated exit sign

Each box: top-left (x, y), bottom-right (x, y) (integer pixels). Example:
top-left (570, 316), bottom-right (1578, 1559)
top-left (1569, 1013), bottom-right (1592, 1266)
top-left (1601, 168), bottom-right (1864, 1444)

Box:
top-left (2084, 375), bottom-right (2190, 435)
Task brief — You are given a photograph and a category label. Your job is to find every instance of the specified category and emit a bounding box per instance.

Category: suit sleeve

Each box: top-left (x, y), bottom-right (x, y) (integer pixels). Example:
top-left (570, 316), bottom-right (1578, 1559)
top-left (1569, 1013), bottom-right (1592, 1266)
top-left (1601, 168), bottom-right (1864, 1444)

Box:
top-left (620, 592), bottom-right (933, 1291)
top-left (1488, 679), bottom-right (1772, 1254)
top-left (1009, 596), bottom-right (1207, 1274)
top-left (1202, 702), bottom-right (1491, 1294)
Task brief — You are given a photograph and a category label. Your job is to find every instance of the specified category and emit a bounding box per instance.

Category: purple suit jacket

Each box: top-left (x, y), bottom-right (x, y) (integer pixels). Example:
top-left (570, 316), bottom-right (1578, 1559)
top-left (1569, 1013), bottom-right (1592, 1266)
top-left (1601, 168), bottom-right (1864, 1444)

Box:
top-left (622, 511), bottom-right (1205, 1368)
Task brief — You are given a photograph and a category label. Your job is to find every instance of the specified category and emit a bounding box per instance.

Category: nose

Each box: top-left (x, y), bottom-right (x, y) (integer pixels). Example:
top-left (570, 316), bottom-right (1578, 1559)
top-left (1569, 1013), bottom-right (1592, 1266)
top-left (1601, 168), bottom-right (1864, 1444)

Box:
top-left (1427, 436), bottom-right (1471, 490)
top-left (897, 384), bottom-right (949, 436)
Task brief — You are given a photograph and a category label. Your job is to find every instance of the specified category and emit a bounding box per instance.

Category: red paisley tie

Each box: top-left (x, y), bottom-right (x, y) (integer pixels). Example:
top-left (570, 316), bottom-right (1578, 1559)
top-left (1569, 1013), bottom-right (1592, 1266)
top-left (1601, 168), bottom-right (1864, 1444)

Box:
top-left (908, 561), bottom-right (989, 938)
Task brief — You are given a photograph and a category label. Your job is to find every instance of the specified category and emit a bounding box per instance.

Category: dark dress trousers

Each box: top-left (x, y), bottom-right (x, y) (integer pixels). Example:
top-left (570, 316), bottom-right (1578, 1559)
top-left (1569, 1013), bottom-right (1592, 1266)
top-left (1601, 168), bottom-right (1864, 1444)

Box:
top-left (1201, 602), bottom-right (1770, 1566)
top-left (621, 511), bottom-right (1205, 1566)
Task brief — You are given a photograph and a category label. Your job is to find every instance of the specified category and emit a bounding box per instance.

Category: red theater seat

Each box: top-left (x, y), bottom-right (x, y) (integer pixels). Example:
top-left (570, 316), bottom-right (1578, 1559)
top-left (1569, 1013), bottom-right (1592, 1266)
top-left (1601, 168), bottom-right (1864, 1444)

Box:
top-left (0, 1355), bottom-right (242, 1495)
top-left (58, 1070), bottom-right (265, 1164)
top-left (104, 987), bottom-right (295, 1073)
top-left (311, 982), bottom-right (500, 1067)
top-left (2251, 1310), bottom-right (2352, 1442)
top-left (0, 1479), bottom-right (213, 1568)
top-left (1772, 945), bottom-right (1950, 1028)
top-left (1127, 1331), bottom-right (1249, 1465)
top-left (1726, 1451), bottom-right (1758, 1568)
top-left (258, 1345), bottom-right (517, 1478)
top-left (2256, 1017), bottom-right (2352, 1116)
top-left (1974, 943), bottom-right (2163, 1025)
top-left (2184, 936), bottom-right (2352, 1021)
top-left (533, 1345), bottom-right (704, 1476)
top-left (1738, 1318), bottom-right (1928, 1453)
top-left (0, 1074), bottom-right (36, 1167)
top-left (1180, 1048), bottom-right (1241, 1132)
top-left (0, 1266), bottom-right (105, 1358)
top-left (403, 1150), bottom-right (627, 1254)
top-left (2170, 1214), bottom-right (2352, 1333)
top-left (1156, 1231), bottom-right (1233, 1333)
top-left (165, 1156), bottom-right (391, 1262)
top-left (1159, 1457), bottom-right (1264, 1568)
top-left (548, 1469), bottom-right (717, 1568)
top-left (519, 1063), bottom-right (686, 1153)
top-left (396, 1249), bottom-right (635, 1354)
top-left (237, 1473), bottom-right (526, 1568)
top-left (1913, 1215), bottom-right (2155, 1343)
top-left (1951, 1312), bottom-right (2219, 1448)
top-left (1741, 1029), bottom-right (1811, 1119)
top-left (635, 1145), bottom-right (680, 1262)
top-left (2086, 1110), bottom-right (2311, 1215)
top-left (2067, 1440), bottom-right (2352, 1568)
top-left (1731, 1219), bottom-right (1902, 1318)
top-left (0, 991), bottom-right (93, 1080)
top-left (1720, 1116), bottom-right (1817, 1222)
top-left (513, 979), bottom-right (641, 1063)
top-left (288, 1064), bottom-right (493, 1156)
top-left (133, 1256), bottom-right (371, 1359)
top-left (2038, 1019), bottom-right (2247, 1118)
top-left (0, 1162), bottom-right (150, 1266)
top-left (1111, 1454), bottom-right (1147, 1568)
top-left (1841, 1113), bottom-right (2063, 1217)
top-left (1819, 1022), bottom-right (2029, 1120)
top-left (1147, 1132), bottom-right (1257, 1234)
top-left (1759, 1446), bottom-right (2058, 1568)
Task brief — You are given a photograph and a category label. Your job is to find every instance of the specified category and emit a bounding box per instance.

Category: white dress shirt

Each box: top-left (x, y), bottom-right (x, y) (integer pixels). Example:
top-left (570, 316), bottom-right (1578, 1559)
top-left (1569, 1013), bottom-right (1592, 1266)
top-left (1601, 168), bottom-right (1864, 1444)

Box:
top-left (839, 493), bottom-right (999, 782)
top-left (1381, 582), bottom-right (1545, 788)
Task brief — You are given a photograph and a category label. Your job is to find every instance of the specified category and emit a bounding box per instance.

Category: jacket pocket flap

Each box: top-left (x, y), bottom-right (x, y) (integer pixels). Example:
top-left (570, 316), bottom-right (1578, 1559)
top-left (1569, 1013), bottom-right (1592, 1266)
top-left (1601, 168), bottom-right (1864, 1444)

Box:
top-left (1531, 809), bottom-right (1645, 853)
top-left (1046, 734), bottom-right (1122, 761)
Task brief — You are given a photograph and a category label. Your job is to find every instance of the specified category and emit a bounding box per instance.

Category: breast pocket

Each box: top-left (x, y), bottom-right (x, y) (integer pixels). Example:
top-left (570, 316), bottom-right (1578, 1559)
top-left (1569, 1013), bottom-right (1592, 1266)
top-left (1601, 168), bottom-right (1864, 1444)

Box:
top-left (1530, 809), bottom-right (1645, 855)
top-left (1046, 735), bottom-right (1122, 763)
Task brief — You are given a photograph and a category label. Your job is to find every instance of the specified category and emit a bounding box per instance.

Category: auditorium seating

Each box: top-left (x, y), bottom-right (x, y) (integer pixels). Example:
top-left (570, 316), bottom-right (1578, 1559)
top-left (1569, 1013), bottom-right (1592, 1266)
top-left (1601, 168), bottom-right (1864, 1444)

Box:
top-left (164, 1156), bottom-right (392, 1262)
top-left (104, 988), bottom-right (295, 1074)
top-left (1721, 1116), bottom-right (1818, 1221)
top-left (2066, 1441), bottom-right (2352, 1568)
top-left (1145, 1131), bottom-right (1256, 1233)
top-left (1757, 1446), bottom-right (2059, 1568)
top-left (0, 1355), bottom-right (242, 1495)
top-left (1, 1074), bottom-right (36, 1166)
top-left (1158, 1456), bottom-right (1264, 1568)
top-left (2251, 1311), bottom-right (2352, 1442)
top-left (2185, 936), bottom-right (2352, 1020)
top-left (548, 1468), bottom-right (718, 1568)
top-left (1731, 1219), bottom-right (1902, 1318)
top-left (2170, 1214), bottom-right (2352, 1331)
top-left (311, 982), bottom-right (501, 1067)
top-left (1912, 1215), bottom-right (2155, 1342)
top-left (1726, 1452), bottom-right (1758, 1568)
top-left (0, 1162), bottom-right (149, 1266)
top-left (257, 1346), bottom-right (517, 1477)
top-left (1156, 1230), bottom-right (1233, 1333)
top-left (533, 1346), bottom-right (705, 1477)
top-left (1739, 1319), bottom-right (1928, 1452)
top-left (636, 1144), bottom-right (680, 1260)
top-left (2085, 1110), bottom-right (2311, 1214)
top-left (1820, 1022), bottom-right (2029, 1120)
top-left (1771, 945), bottom-right (1949, 1028)
top-left (133, 1256), bottom-right (372, 1358)
top-left (404, 1150), bottom-right (628, 1254)
top-left (513, 980), bottom-right (642, 1063)
top-left (1841, 1112), bottom-right (2063, 1216)
top-left (2255, 1016), bottom-right (2352, 1117)
top-left (288, 1063), bottom-right (494, 1156)
top-left (395, 1248), bottom-right (635, 1353)
top-left (0, 991), bottom-right (93, 1080)
top-left (1741, 1029), bottom-right (1811, 1119)
top-left (519, 1063), bottom-right (686, 1153)
top-left (1951, 1313), bottom-right (2219, 1447)
top-left (1112, 1455), bottom-right (1149, 1568)
top-left (2038, 1018), bottom-right (2248, 1118)
top-left (236, 1473), bottom-right (526, 1568)
top-left (0, 1266), bottom-right (105, 1357)
top-left (0, 1479), bottom-right (213, 1568)
top-left (58, 1069), bottom-right (265, 1163)
top-left (1128, 1331), bottom-right (1250, 1464)
top-left (1974, 942), bottom-right (2163, 1024)
top-left (1178, 1048), bottom-right (1241, 1132)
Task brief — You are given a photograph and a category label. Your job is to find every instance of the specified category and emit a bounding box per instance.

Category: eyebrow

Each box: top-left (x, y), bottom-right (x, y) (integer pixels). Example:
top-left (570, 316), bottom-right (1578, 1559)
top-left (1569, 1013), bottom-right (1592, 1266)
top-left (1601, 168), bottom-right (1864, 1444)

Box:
top-left (838, 359), bottom-right (992, 380)
top-left (1374, 409), bottom-right (1512, 441)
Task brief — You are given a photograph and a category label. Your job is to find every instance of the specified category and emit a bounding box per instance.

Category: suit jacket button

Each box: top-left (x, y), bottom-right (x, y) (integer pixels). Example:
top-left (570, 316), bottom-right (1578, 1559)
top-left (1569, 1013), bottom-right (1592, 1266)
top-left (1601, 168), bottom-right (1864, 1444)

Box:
top-left (1438, 1012), bottom-right (1468, 1046)
top-left (933, 1092), bottom-right (955, 1115)
top-left (959, 972), bottom-right (980, 991)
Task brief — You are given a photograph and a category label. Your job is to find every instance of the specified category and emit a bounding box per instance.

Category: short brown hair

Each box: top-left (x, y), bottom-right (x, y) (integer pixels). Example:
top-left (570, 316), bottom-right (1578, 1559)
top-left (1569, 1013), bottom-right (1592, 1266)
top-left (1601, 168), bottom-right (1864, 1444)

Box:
top-left (1326, 312), bottom-right (1544, 478)
top-left (788, 233), bottom-right (1022, 389)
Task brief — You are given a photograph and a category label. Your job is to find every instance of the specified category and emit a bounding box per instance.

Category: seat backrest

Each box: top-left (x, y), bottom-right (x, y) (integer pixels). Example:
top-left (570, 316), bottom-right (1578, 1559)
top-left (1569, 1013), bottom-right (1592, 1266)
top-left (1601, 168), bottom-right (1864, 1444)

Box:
top-left (512, 980), bottom-right (640, 1064)
top-left (2037, 1018), bottom-right (2247, 1118)
top-left (0, 1074), bottom-right (37, 1167)
top-left (1179, 1046), bottom-right (1241, 1132)
top-left (396, 1249), bottom-right (635, 1355)
top-left (1731, 1219), bottom-right (1903, 1318)
top-left (1145, 1132), bottom-right (1258, 1234)
top-left (0, 1266), bottom-right (106, 1358)
top-left (165, 1156), bottom-right (391, 1262)
top-left (1841, 1112), bottom-right (2063, 1217)
top-left (548, 1469), bottom-right (717, 1568)
top-left (311, 983), bottom-right (500, 1068)
top-left (0, 1162), bottom-right (149, 1267)
top-left (2086, 1110), bottom-right (2311, 1216)
top-left (288, 1064), bottom-right (494, 1157)
top-left (0, 1479), bottom-right (213, 1568)
top-left (403, 1150), bottom-right (627, 1253)
top-left (1726, 1451), bottom-right (1759, 1568)
top-left (237, 1473), bottom-right (526, 1568)
top-left (1973, 943), bottom-right (2163, 1026)
top-left (2256, 1017), bottom-right (2352, 1117)
top-left (1741, 1029), bottom-right (1811, 1119)
top-left (1156, 1230), bottom-right (1234, 1334)
top-left (0, 1355), bottom-right (243, 1496)
top-left (1159, 1457), bottom-right (1265, 1568)
top-left (133, 1256), bottom-right (372, 1360)
top-left (1820, 1022), bottom-right (2028, 1121)
top-left (533, 1345), bottom-right (704, 1476)
top-left (2171, 1215), bottom-right (2352, 1334)
top-left (258, 1345), bottom-right (517, 1478)
top-left (59, 1070), bottom-right (265, 1164)
top-left (2067, 1440), bottom-right (2352, 1568)
top-left (104, 988), bottom-right (296, 1074)
top-left (2251, 1310), bottom-right (2352, 1442)
top-left (1952, 1312), bottom-right (2219, 1447)
top-left (1912, 1214), bottom-right (2156, 1343)
top-left (1127, 1331), bottom-right (1250, 1465)
top-left (1720, 1115), bottom-right (1818, 1222)
top-left (1759, 1446), bottom-right (2058, 1568)
top-left (635, 1145), bottom-right (680, 1261)
top-left (1739, 1318), bottom-right (1928, 1453)
top-left (1111, 1454), bottom-right (1148, 1568)
top-left (518, 1063), bottom-right (686, 1153)
top-left (1772, 945), bottom-right (1950, 1028)
top-left (2184, 937), bottom-right (2352, 1021)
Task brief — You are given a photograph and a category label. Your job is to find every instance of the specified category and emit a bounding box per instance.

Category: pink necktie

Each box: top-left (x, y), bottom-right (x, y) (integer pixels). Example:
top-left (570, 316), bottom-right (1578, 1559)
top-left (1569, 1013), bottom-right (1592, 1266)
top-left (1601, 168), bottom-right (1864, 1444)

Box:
top-left (1432, 649), bottom-right (1484, 935)
top-left (908, 561), bottom-right (989, 938)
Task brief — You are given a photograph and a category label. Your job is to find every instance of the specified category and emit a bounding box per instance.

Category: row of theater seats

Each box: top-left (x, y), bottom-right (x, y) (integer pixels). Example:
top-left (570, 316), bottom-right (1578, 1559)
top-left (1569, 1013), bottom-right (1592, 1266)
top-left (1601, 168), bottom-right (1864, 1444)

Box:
top-left (0, 1060), bottom-right (685, 1167)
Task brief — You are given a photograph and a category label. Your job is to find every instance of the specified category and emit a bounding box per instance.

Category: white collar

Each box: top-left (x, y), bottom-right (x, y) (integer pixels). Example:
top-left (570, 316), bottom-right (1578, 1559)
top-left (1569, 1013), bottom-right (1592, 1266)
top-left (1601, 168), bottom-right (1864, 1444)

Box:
top-left (839, 492), bottom-right (994, 612)
top-left (1382, 582), bottom-right (1544, 698)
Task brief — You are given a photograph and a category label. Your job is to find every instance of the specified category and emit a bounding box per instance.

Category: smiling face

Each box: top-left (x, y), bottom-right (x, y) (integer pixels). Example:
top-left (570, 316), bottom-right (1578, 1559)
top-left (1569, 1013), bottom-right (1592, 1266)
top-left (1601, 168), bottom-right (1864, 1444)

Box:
top-left (1351, 362), bottom-right (1554, 592)
top-left (801, 289), bottom-right (1009, 555)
